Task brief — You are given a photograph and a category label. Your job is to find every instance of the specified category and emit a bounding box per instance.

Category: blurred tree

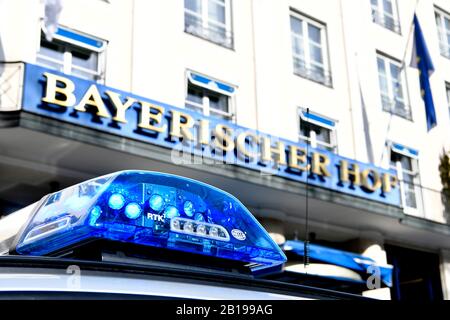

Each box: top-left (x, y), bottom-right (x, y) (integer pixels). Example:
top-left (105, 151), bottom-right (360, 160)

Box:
top-left (439, 149), bottom-right (450, 217)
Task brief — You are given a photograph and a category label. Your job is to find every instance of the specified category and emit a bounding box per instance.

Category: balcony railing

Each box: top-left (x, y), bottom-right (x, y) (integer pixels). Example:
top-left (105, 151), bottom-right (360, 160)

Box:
top-left (293, 57), bottom-right (333, 87)
top-left (439, 42), bottom-right (450, 60)
top-left (184, 14), bottom-right (234, 49)
top-left (381, 95), bottom-right (412, 121)
top-left (36, 53), bottom-right (103, 82)
top-left (0, 61), bottom-right (24, 112)
top-left (371, 10), bottom-right (401, 34)
top-left (399, 180), bottom-right (450, 225)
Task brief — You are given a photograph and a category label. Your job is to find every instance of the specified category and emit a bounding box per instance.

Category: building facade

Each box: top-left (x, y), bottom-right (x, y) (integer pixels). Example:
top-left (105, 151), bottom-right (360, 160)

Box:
top-left (1, 0), bottom-right (450, 300)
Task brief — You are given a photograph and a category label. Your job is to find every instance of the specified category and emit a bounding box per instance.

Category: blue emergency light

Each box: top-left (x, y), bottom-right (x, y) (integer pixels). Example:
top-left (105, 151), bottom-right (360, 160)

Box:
top-left (13, 171), bottom-right (286, 274)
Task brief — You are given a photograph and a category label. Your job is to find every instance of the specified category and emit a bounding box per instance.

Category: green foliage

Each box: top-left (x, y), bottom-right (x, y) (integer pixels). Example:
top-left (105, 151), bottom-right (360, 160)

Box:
top-left (439, 149), bottom-right (450, 202)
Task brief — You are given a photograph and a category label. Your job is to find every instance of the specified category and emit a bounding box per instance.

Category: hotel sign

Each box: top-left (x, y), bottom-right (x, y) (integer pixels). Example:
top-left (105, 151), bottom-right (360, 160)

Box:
top-left (22, 64), bottom-right (401, 206)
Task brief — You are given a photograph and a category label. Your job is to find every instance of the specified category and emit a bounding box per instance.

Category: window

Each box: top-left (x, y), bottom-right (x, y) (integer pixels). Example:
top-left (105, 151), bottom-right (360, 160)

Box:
top-left (299, 110), bottom-right (337, 152)
top-left (390, 145), bottom-right (422, 215)
top-left (36, 27), bottom-right (106, 82)
top-left (435, 8), bottom-right (450, 59)
top-left (290, 12), bottom-right (332, 87)
top-left (185, 72), bottom-right (235, 120)
top-left (184, 0), bottom-right (233, 49)
top-left (371, 0), bottom-right (401, 34)
top-left (376, 53), bottom-right (411, 120)
top-left (446, 83), bottom-right (450, 117)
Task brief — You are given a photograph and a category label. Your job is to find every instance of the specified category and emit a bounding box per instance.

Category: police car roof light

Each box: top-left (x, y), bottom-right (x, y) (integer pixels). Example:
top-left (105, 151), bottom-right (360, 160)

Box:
top-left (12, 171), bottom-right (287, 274)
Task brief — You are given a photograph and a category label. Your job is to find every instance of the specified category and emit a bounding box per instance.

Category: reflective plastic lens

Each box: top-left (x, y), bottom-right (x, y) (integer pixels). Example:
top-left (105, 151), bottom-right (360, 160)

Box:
top-left (66, 196), bottom-right (91, 211)
top-left (164, 206), bottom-right (180, 219)
top-left (124, 203), bottom-right (142, 219)
top-left (149, 194), bottom-right (164, 212)
top-left (194, 212), bottom-right (205, 222)
top-left (184, 222), bottom-right (194, 233)
top-left (89, 206), bottom-right (102, 225)
top-left (183, 200), bottom-right (194, 217)
top-left (196, 224), bottom-right (207, 236)
top-left (170, 218), bottom-right (230, 241)
top-left (209, 227), bottom-right (219, 237)
top-left (14, 170), bottom-right (287, 274)
top-left (172, 219), bottom-right (181, 230)
top-left (108, 193), bottom-right (125, 210)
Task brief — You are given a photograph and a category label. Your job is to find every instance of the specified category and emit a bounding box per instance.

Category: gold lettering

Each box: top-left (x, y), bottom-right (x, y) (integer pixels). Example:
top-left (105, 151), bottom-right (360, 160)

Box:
top-left (213, 124), bottom-right (235, 152)
top-left (138, 102), bottom-right (166, 133)
top-left (339, 160), bottom-right (361, 185)
top-left (311, 152), bottom-right (331, 177)
top-left (199, 119), bottom-right (210, 146)
top-left (288, 145), bottom-right (309, 171)
top-left (170, 110), bottom-right (194, 141)
top-left (42, 73), bottom-right (77, 107)
top-left (236, 132), bottom-right (259, 160)
top-left (260, 137), bottom-right (287, 165)
top-left (105, 90), bottom-right (136, 124)
top-left (361, 169), bottom-right (382, 192)
top-left (382, 173), bottom-right (398, 193)
top-left (74, 84), bottom-right (110, 118)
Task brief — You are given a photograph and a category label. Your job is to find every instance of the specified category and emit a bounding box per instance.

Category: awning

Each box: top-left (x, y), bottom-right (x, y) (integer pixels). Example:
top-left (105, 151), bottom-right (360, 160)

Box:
top-left (390, 142), bottom-right (419, 159)
top-left (284, 263), bottom-right (365, 283)
top-left (187, 71), bottom-right (236, 95)
top-left (299, 110), bottom-right (336, 129)
top-left (283, 240), bottom-right (393, 287)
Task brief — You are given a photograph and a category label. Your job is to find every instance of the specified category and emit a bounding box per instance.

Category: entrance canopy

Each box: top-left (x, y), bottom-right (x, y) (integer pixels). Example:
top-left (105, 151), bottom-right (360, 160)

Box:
top-left (283, 240), bottom-right (393, 287)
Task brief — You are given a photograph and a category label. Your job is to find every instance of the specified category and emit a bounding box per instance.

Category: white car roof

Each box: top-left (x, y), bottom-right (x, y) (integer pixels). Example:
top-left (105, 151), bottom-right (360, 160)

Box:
top-left (0, 202), bottom-right (37, 253)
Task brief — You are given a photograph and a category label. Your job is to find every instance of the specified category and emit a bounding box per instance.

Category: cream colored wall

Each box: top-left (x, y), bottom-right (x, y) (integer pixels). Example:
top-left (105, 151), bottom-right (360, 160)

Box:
top-left (251, 0), bottom-right (357, 159)
top-left (340, 0), bottom-right (450, 223)
top-left (2, 0), bottom-right (450, 221)
top-left (131, 0), bottom-right (258, 130)
top-left (0, 0), bottom-right (41, 62)
top-left (0, 0), bottom-right (133, 89)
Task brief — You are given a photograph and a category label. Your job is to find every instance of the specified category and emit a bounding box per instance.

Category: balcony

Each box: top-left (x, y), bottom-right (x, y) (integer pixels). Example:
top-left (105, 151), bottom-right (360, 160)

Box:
top-left (399, 180), bottom-right (450, 225)
top-left (293, 57), bottom-right (333, 87)
top-left (184, 14), bottom-right (234, 49)
top-left (371, 9), bottom-right (401, 34)
top-left (439, 42), bottom-right (450, 60)
top-left (381, 95), bottom-right (412, 121)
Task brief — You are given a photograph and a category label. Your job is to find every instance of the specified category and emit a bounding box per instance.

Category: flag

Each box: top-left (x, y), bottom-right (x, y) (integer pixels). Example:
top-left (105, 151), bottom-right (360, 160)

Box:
top-left (411, 14), bottom-right (437, 131)
top-left (43, 0), bottom-right (63, 41)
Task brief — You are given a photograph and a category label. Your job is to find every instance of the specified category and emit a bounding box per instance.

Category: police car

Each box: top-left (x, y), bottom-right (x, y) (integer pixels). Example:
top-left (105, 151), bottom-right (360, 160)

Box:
top-left (0, 170), bottom-right (367, 300)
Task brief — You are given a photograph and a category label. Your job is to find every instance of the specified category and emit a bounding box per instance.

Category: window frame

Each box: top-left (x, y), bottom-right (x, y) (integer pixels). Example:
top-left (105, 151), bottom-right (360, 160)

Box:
top-left (435, 6), bottom-right (450, 59)
top-left (298, 109), bottom-right (337, 153)
top-left (184, 0), bottom-right (234, 49)
top-left (370, 0), bottom-right (401, 34)
top-left (446, 82), bottom-right (450, 116)
top-left (290, 10), bottom-right (332, 87)
top-left (389, 144), bottom-right (422, 216)
top-left (184, 71), bottom-right (236, 121)
top-left (36, 26), bottom-right (107, 83)
top-left (376, 52), bottom-right (412, 121)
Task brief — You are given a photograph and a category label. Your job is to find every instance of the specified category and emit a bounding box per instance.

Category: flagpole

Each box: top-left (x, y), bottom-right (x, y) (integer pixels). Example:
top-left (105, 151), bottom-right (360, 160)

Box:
top-left (379, 0), bottom-right (421, 167)
top-left (400, 0), bottom-right (421, 71)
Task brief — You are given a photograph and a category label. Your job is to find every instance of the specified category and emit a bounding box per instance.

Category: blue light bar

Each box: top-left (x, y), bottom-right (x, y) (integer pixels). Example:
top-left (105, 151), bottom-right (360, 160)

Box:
top-left (13, 171), bottom-right (286, 273)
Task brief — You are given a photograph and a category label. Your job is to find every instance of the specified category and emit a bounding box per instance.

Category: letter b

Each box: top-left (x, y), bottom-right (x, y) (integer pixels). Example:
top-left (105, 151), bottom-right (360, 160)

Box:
top-left (42, 72), bottom-right (77, 107)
